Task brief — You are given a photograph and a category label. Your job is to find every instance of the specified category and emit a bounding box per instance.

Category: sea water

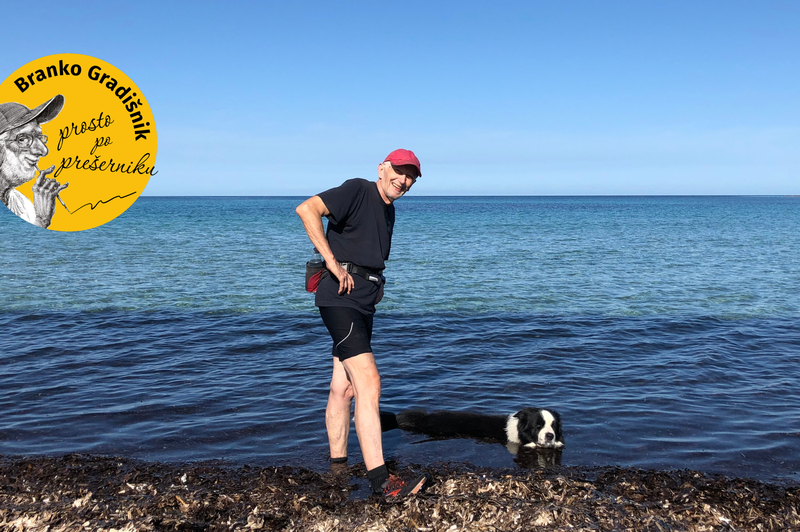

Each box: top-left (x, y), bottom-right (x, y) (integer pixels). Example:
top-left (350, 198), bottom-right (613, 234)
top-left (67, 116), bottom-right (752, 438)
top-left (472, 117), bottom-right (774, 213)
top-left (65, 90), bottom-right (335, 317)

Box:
top-left (1, 196), bottom-right (798, 483)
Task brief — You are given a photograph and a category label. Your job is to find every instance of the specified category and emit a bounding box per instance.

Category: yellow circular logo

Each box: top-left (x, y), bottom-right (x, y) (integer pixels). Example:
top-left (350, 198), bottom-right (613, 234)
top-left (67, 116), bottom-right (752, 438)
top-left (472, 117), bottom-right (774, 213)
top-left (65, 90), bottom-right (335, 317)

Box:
top-left (0, 53), bottom-right (156, 231)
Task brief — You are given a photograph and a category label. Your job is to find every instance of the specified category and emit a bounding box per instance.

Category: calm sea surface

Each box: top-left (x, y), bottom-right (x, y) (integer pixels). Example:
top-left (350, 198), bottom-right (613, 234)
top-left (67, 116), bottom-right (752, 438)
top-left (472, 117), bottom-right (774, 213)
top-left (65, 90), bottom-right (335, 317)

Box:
top-left (1, 196), bottom-right (799, 484)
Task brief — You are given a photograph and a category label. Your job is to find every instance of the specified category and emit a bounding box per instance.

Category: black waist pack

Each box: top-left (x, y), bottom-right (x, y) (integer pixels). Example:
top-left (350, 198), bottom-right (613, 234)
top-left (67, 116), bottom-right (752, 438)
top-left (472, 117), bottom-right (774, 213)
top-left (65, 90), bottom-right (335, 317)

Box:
top-left (339, 262), bottom-right (384, 284)
top-left (305, 261), bottom-right (383, 293)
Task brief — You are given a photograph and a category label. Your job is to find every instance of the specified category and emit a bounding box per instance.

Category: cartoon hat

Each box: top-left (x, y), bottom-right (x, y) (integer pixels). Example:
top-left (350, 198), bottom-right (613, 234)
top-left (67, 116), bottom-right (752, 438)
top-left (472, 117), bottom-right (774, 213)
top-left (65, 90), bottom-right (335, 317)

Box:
top-left (0, 94), bottom-right (65, 136)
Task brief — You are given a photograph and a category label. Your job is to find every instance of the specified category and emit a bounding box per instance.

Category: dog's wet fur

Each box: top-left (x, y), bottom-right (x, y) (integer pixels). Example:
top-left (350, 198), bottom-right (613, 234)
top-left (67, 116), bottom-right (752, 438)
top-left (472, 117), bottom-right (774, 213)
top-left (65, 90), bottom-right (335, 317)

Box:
top-left (381, 408), bottom-right (564, 450)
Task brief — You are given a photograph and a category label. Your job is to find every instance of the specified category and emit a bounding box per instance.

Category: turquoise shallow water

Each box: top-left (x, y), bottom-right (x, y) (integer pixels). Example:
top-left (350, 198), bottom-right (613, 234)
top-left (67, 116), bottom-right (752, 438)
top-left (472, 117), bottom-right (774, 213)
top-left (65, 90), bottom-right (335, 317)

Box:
top-left (2, 196), bottom-right (798, 316)
top-left (1, 196), bottom-right (799, 483)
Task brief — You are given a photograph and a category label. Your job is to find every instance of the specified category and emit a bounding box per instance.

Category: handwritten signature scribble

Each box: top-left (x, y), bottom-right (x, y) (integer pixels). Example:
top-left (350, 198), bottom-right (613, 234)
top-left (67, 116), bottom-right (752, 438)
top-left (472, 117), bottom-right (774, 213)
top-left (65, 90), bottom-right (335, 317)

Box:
top-left (71, 191), bottom-right (137, 214)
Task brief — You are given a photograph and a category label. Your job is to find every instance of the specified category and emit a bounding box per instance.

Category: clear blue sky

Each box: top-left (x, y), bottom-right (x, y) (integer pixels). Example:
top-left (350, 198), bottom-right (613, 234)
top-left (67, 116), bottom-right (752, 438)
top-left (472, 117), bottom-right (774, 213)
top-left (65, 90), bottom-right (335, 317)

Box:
top-left (2, 1), bottom-right (798, 195)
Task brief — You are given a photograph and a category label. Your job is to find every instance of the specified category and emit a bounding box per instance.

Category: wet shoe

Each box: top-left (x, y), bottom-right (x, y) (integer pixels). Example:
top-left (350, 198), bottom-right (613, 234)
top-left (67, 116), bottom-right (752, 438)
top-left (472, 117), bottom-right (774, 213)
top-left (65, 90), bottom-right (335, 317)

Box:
top-left (380, 472), bottom-right (430, 499)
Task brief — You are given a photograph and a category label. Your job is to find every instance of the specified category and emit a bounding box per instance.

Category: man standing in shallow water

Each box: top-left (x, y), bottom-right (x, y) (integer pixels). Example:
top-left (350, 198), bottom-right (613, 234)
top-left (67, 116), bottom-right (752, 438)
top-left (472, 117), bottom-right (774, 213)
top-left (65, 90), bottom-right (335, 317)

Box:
top-left (296, 149), bottom-right (429, 499)
top-left (0, 95), bottom-right (67, 229)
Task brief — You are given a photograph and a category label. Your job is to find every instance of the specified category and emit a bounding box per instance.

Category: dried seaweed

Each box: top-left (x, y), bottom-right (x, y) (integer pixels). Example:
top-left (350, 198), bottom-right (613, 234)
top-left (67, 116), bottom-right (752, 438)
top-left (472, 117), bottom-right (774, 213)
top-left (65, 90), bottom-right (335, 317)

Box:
top-left (1, 454), bottom-right (797, 531)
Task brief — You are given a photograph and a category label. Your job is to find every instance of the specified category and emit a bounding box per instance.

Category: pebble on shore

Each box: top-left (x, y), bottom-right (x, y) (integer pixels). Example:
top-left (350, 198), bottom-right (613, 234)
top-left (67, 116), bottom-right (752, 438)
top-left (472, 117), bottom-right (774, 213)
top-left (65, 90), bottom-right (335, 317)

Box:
top-left (1, 454), bottom-right (797, 531)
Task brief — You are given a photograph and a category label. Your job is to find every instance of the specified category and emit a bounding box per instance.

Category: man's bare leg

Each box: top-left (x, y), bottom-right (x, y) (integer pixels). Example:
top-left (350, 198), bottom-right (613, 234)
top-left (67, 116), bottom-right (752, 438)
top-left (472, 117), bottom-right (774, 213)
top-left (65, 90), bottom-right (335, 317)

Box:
top-left (326, 356), bottom-right (354, 460)
top-left (341, 352), bottom-right (384, 470)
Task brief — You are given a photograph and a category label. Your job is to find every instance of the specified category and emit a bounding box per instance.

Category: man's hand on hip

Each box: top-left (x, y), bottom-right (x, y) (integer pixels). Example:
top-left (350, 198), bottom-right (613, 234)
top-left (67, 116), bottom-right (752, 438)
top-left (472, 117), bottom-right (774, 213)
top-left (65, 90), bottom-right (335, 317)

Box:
top-left (327, 261), bottom-right (355, 295)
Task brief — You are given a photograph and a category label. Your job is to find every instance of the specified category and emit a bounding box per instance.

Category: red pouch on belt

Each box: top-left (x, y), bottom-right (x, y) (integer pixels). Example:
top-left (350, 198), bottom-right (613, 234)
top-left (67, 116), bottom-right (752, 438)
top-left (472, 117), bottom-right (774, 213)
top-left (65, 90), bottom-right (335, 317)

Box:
top-left (305, 261), bottom-right (327, 293)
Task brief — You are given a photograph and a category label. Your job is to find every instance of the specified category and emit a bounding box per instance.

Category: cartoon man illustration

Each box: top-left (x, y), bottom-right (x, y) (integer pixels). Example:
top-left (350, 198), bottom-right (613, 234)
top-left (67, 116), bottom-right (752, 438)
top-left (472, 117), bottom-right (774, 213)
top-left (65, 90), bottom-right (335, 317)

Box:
top-left (0, 94), bottom-right (67, 229)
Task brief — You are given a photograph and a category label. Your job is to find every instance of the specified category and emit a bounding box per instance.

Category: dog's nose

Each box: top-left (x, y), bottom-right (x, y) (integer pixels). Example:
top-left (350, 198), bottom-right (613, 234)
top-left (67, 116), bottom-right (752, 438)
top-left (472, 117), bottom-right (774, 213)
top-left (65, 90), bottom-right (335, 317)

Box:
top-left (545, 433), bottom-right (554, 441)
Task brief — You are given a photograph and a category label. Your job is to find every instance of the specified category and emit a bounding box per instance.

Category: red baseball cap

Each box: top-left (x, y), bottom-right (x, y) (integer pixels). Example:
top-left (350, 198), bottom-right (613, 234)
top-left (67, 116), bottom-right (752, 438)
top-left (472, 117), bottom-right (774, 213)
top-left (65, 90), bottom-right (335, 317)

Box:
top-left (384, 149), bottom-right (421, 177)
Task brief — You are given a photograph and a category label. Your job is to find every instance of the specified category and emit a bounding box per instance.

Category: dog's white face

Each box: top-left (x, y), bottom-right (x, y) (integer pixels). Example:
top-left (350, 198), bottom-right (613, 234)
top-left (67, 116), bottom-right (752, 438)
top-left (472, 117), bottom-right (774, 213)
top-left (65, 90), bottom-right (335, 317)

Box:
top-left (506, 408), bottom-right (564, 449)
top-left (532, 410), bottom-right (563, 448)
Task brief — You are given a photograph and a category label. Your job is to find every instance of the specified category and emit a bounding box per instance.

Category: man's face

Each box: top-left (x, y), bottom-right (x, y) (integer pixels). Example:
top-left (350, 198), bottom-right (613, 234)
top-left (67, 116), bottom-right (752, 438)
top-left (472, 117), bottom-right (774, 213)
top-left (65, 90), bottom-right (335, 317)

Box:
top-left (377, 162), bottom-right (416, 204)
top-left (0, 121), bottom-right (48, 187)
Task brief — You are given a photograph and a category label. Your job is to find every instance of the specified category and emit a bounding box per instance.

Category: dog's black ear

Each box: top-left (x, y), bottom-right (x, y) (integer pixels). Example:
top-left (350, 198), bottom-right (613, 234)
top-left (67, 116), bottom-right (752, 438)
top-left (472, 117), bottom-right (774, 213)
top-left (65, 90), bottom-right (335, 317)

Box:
top-left (514, 409), bottom-right (536, 441)
top-left (516, 408), bottom-right (539, 426)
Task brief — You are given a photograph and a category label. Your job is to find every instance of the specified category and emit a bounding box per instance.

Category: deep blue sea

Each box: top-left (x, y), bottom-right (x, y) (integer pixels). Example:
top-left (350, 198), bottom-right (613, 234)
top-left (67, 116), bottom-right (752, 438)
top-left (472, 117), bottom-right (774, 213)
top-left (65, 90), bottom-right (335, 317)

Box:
top-left (1, 196), bottom-right (799, 484)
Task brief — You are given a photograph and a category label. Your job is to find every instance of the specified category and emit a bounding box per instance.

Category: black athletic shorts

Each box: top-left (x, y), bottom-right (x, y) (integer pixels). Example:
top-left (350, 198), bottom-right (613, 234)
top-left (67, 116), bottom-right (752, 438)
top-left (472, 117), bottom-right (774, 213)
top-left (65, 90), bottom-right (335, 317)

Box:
top-left (319, 306), bottom-right (374, 361)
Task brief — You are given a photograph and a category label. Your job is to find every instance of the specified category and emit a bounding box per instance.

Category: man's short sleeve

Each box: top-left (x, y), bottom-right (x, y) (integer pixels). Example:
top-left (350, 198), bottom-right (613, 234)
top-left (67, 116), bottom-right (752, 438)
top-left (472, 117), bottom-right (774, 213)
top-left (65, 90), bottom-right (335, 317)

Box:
top-left (317, 179), bottom-right (365, 226)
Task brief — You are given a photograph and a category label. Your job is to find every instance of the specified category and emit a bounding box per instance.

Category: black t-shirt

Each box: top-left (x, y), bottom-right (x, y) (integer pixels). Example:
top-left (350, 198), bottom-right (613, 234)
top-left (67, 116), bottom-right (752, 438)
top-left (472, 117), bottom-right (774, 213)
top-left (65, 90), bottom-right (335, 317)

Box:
top-left (315, 178), bottom-right (395, 314)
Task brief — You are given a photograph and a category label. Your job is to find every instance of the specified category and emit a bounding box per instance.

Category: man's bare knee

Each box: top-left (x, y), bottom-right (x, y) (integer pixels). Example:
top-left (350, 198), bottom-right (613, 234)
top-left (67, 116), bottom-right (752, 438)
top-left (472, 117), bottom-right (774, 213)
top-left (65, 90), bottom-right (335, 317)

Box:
top-left (353, 375), bottom-right (381, 405)
top-left (330, 380), bottom-right (354, 401)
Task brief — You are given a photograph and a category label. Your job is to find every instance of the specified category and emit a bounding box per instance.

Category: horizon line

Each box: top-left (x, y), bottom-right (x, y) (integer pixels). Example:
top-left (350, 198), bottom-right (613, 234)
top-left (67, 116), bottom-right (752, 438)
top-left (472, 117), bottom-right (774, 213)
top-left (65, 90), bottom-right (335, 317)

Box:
top-left (136, 194), bottom-right (799, 198)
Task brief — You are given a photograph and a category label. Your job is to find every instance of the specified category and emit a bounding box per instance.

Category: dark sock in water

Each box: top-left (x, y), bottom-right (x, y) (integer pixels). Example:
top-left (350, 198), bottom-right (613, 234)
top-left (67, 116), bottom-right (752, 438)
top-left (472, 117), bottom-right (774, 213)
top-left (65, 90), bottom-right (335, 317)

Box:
top-left (330, 457), bottom-right (348, 464)
top-left (367, 464), bottom-right (389, 493)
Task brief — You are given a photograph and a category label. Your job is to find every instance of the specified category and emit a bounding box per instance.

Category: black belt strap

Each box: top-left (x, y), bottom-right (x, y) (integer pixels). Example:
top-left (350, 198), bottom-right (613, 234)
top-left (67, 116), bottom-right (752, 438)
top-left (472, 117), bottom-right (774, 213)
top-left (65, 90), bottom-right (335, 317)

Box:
top-left (339, 262), bottom-right (383, 284)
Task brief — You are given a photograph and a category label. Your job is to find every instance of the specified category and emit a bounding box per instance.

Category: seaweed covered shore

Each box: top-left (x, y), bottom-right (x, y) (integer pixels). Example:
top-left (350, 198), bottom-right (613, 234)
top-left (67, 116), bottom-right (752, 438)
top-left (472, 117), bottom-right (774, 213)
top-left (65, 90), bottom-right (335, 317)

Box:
top-left (1, 454), bottom-right (797, 531)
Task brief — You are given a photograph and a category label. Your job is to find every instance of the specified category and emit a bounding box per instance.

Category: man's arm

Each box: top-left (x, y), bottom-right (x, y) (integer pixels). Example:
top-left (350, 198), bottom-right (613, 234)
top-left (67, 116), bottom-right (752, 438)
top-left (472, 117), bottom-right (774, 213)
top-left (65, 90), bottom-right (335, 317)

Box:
top-left (296, 195), bottom-right (354, 295)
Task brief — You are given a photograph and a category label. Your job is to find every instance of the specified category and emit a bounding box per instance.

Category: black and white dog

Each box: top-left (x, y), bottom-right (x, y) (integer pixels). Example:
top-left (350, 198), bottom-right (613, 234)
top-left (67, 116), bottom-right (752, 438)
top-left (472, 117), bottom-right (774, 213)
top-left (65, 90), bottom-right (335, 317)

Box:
top-left (382, 408), bottom-right (564, 450)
